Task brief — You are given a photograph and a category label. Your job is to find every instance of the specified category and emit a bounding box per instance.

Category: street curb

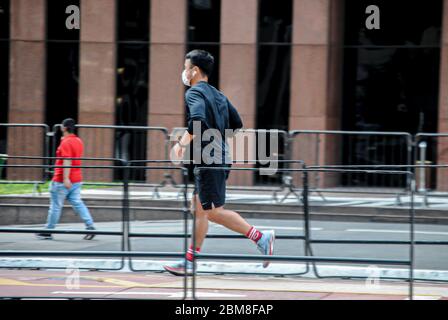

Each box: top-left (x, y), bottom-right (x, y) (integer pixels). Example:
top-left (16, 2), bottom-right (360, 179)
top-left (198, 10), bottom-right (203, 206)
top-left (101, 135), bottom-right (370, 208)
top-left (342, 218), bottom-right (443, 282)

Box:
top-left (1, 258), bottom-right (447, 282)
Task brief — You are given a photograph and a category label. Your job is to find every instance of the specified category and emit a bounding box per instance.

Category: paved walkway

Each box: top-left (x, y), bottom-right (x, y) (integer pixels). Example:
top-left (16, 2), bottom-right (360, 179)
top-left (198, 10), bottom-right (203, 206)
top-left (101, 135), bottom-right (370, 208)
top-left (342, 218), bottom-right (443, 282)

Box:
top-left (20, 185), bottom-right (448, 209)
top-left (0, 269), bottom-right (447, 300)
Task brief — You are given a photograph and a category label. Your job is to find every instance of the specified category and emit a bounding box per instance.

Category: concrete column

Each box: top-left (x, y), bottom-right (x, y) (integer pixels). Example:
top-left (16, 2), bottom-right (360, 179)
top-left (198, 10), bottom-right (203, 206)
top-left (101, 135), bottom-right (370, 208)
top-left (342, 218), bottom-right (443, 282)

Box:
top-left (147, 0), bottom-right (186, 184)
top-left (78, 0), bottom-right (116, 181)
top-left (289, 0), bottom-right (344, 187)
top-left (7, 0), bottom-right (46, 180)
top-left (220, 0), bottom-right (258, 187)
top-left (436, 0), bottom-right (448, 190)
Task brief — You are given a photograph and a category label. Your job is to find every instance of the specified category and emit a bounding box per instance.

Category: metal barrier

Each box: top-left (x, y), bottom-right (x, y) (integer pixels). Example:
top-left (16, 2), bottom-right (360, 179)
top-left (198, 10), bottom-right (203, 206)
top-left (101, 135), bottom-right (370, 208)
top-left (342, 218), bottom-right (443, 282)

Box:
top-left (2, 129), bottom-right (448, 299)
top-left (170, 127), bottom-right (292, 202)
top-left (0, 123), bottom-right (50, 182)
top-left (304, 164), bottom-right (448, 284)
top-left (0, 157), bottom-right (126, 271)
top-left (125, 160), bottom-right (307, 273)
top-left (288, 130), bottom-right (413, 198)
top-left (0, 156), bottom-right (189, 290)
top-left (0, 157), bottom-right (191, 299)
top-left (3, 160), bottom-right (448, 300)
top-left (2, 123), bottom-right (446, 197)
top-left (190, 165), bottom-right (416, 300)
top-left (51, 124), bottom-right (173, 189)
top-left (414, 133), bottom-right (448, 205)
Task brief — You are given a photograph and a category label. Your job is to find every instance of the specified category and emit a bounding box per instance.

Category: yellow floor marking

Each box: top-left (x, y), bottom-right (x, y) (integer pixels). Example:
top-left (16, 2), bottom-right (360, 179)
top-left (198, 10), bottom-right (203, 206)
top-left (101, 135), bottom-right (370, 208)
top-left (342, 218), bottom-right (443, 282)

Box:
top-left (81, 276), bottom-right (155, 287)
top-left (81, 276), bottom-right (184, 289)
top-left (0, 276), bottom-right (181, 290)
top-left (0, 278), bottom-right (31, 286)
top-left (0, 277), bottom-right (121, 288)
top-left (0, 274), bottom-right (445, 299)
top-left (153, 278), bottom-right (443, 298)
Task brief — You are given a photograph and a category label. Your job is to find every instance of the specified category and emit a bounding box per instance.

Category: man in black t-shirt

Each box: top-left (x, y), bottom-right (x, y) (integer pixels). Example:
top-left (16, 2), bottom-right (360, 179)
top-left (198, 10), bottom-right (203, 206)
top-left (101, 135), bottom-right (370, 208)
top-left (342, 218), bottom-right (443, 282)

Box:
top-left (164, 50), bottom-right (275, 276)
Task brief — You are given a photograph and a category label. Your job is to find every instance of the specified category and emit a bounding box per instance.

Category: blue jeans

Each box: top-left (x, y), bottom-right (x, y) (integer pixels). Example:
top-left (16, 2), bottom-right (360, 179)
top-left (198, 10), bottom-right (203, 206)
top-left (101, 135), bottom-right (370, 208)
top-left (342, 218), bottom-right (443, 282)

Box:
top-left (45, 181), bottom-right (94, 229)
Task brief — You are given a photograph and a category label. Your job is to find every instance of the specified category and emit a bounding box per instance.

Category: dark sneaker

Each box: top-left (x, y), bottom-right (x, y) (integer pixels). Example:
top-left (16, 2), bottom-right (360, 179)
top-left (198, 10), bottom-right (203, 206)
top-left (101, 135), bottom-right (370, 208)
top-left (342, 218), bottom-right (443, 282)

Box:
top-left (36, 233), bottom-right (53, 240)
top-left (83, 226), bottom-right (96, 240)
top-left (164, 259), bottom-right (194, 276)
top-left (257, 230), bottom-right (275, 268)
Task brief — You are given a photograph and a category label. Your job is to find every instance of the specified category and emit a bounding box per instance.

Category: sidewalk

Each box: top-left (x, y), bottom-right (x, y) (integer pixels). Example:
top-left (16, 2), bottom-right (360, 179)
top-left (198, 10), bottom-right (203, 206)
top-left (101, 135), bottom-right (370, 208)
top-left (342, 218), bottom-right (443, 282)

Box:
top-left (2, 186), bottom-right (448, 226)
top-left (0, 269), bottom-right (447, 300)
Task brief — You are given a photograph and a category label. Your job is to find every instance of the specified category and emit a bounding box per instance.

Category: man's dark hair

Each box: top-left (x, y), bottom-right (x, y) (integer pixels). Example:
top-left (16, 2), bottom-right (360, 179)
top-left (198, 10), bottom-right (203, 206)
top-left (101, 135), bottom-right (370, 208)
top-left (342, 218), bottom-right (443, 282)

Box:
top-left (62, 118), bottom-right (76, 133)
top-left (185, 49), bottom-right (214, 78)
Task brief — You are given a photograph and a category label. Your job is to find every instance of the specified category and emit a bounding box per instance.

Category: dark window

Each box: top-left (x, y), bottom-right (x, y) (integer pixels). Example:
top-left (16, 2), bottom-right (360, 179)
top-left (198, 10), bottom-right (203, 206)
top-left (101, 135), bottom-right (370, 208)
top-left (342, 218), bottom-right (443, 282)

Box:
top-left (255, 0), bottom-right (292, 185)
top-left (45, 0), bottom-right (80, 129)
top-left (341, 0), bottom-right (443, 187)
top-left (115, 0), bottom-right (149, 181)
top-left (187, 0), bottom-right (221, 88)
top-left (0, 0), bottom-right (9, 178)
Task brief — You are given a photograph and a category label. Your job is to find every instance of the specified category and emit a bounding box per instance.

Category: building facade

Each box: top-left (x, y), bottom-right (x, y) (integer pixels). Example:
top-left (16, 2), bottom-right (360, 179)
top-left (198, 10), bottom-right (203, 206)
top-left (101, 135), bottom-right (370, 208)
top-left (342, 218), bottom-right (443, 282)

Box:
top-left (0, 0), bottom-right (447, 189)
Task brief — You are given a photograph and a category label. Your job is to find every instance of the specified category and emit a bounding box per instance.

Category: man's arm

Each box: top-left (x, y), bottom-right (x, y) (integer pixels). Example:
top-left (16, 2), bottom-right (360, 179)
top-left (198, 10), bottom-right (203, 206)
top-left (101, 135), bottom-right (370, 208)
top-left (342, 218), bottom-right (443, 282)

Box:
top-left (228, 99), bottom-right (243, 130)
top-left (181, 88), bottom-right (207, 146)
top-left (59, 141), bottom-right (73, 189)
top-left (173, 89), bottom-right (206, 159)
top-left (186, 88), bottom-right (207, 138)
top-left (63, 159), bottom-right (72, 189)
top-left (226, 99), bottom-right (243, 141)
top-left (178, 130), bottom-right (194, 147)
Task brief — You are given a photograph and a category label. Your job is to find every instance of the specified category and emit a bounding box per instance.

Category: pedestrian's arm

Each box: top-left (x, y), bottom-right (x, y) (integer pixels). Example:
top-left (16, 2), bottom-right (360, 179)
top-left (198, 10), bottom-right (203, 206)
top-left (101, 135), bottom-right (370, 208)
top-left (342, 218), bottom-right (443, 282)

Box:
top-left (63, 159), bottom-right (72, 183)
top-left (59, 141), bottom-right (73, 189)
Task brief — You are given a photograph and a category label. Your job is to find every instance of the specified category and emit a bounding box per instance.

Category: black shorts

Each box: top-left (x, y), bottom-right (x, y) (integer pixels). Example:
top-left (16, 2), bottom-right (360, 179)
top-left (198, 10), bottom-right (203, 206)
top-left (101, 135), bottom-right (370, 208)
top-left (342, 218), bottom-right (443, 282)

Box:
top-left (192, 164), bottom-right (231, 210)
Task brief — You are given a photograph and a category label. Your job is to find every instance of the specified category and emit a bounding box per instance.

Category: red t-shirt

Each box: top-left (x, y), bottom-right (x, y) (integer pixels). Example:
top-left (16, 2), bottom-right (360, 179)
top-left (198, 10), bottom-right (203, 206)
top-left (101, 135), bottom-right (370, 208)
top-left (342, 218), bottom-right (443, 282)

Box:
top-left (53, 134), bottom-right (84, 183)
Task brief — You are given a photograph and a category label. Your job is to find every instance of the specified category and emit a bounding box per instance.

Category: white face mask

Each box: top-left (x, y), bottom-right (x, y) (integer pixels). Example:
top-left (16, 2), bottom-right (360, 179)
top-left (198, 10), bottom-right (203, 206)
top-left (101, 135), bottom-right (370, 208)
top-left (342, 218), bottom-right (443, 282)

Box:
top-left (182, 69), bottom-right (191, 87)
top-left (182, 68), bottom-right (197, 87)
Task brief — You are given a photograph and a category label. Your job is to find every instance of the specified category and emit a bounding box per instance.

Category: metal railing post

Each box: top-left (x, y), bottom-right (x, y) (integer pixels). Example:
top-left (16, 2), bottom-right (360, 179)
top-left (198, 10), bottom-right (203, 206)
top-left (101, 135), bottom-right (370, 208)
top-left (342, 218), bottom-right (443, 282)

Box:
top-left (121, 160), bottom-right (130, 270)
top-left (418, 141), bottom-right (427, 193)
top-left (182, 168), bottom-right (190, 300)
top-left (192, 166), bottom-right (199, 300)
top-left (409, 174), bottom-right (416, 300)
top-left (301, 165), bottom-right (311, 275)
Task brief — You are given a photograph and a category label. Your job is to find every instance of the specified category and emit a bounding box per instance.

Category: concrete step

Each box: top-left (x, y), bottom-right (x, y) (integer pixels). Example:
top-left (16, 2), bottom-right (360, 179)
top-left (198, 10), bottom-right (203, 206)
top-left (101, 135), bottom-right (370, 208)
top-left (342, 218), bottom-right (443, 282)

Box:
top-left (0, 196), bottom-right (447, 225)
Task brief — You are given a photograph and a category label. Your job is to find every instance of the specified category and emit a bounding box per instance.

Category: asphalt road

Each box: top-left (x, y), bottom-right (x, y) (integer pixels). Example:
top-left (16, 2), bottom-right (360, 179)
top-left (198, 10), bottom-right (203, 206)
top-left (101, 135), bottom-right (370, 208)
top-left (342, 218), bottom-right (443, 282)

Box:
top-left (0, 218), bottom-right (447, 271)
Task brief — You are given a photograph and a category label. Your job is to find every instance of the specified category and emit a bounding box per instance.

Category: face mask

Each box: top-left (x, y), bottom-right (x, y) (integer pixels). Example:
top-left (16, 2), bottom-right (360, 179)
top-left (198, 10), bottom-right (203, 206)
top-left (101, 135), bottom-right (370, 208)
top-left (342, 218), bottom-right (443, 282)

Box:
top-left (182, 69), bottom-right (191, 87)
top-left (182, 68), bottom-right (197, 87)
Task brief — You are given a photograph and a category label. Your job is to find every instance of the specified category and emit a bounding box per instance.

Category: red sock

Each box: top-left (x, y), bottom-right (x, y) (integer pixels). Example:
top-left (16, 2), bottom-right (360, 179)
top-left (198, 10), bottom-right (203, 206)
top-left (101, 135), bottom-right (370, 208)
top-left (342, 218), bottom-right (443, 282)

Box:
top-left (246, 226), bottom-right (262, 243)
top-left (186, 245), bottom-right (201, 262)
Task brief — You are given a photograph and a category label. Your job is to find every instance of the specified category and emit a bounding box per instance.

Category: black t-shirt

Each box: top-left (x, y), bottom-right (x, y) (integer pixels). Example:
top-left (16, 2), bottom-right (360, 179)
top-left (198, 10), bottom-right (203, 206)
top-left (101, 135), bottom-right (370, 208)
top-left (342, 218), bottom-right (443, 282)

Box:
top-left (185, 81), bottom-right (243, 166)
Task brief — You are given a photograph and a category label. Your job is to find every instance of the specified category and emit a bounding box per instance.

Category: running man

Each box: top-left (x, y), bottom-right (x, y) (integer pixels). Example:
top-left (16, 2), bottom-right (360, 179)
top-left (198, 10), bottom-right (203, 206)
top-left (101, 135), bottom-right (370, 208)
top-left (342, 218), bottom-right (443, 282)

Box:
top-left (164, 50), bottom-right (275, 276)
top-left (36, 118), bottom-right (96, 240)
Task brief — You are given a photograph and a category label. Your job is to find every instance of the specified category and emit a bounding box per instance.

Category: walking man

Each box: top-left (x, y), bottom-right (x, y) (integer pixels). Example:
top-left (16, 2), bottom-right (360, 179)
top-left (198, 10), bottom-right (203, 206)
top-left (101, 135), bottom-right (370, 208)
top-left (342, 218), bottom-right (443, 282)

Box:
top-left (164, 50), bottom-right (275, 276)
top-left (36, 118), bottom-right (96, 240)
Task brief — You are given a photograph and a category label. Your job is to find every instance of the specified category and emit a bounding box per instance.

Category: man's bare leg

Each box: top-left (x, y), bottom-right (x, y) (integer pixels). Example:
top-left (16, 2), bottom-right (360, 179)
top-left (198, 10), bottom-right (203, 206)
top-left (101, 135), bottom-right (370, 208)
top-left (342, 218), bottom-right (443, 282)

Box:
top-left (191, 194), bottom-right (209, 248)
top-left (207, 203), bottom-right (275, 268)
top-left (164, 195), bottom-right (274, 275)
top-left (207, 205), bottom-right (252, 235)
top-left (192, 195), bottom-right (252, 245)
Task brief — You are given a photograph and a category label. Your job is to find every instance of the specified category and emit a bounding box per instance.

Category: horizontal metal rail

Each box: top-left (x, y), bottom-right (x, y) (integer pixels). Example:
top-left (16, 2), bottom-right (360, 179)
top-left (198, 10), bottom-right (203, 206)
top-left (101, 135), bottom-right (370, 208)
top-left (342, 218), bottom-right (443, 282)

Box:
top-left (195, 253), bottom-right (410, 266)
top-left (4, 156), bottom-right (448, 298)
top-left (0, 228), bottom-right (306, 240)
top-left (190, 165), bottom-right (416, 300)
top-left (290, 129), bottom-right (413, 136)
top-left (0, 250), bottom-right (184, 258)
